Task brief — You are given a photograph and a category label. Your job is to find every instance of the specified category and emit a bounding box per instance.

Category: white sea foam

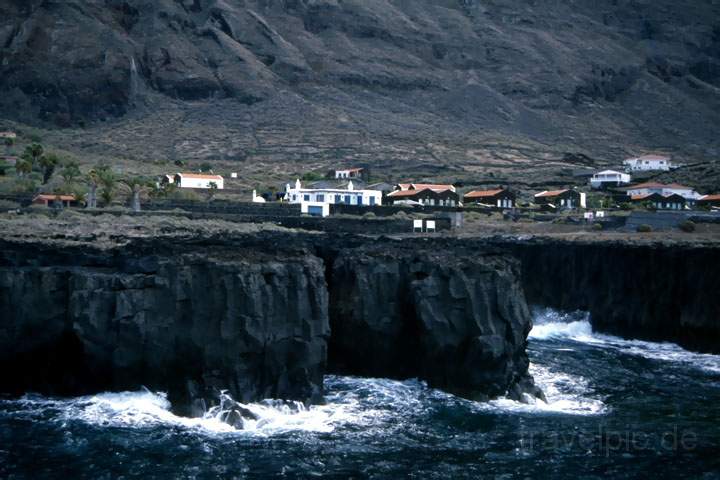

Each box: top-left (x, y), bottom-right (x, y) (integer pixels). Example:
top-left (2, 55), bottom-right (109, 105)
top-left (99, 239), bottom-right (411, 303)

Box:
top-left (7, 389), bottom-right (366, 436)
top-left (530, 307), bottom-right (720, 374)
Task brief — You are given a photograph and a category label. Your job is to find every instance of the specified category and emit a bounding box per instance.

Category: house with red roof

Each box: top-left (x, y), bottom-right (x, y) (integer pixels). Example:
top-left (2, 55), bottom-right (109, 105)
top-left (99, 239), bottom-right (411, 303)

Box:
top-left (623, 182), bottom-right (701, 201)
top-left (698, 194), bottom-right (720, 208)
top-left (630, 192), bottom-right (686, 210)
top-left (387, 187), bottom-right (459, 207)
top-left (463, 188), bottom-right (516, 208)
top-left (395, 183), bottom-right (456, 193)
top-left (33, 194), bottom-right (78, 208)
top-left (534, 189), bottom-right (586, 209)
top-left (623, 154), bottom-right (675, 172)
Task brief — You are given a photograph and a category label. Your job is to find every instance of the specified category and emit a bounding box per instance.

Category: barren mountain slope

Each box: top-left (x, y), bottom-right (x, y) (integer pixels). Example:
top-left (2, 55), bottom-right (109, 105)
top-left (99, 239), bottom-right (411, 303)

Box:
top-left (1, 0), bottom-right (720, 186)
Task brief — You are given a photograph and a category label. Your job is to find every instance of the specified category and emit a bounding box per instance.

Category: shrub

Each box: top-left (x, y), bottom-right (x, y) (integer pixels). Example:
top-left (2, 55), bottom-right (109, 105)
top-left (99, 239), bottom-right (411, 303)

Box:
top-left (636, 224), bottom-right (652, 233)
top-left (363, 211), bottom-right (376, 219)
top-left (592, 222), bottom-right (603, 231)
top-left (679, 220), bottom-right (696, 233)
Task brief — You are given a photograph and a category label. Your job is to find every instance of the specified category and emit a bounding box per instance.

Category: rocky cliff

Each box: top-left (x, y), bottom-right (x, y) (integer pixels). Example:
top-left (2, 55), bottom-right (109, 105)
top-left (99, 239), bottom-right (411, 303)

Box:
top-left (326, 243), bottom-right (540, 401)
top-left (0, 232), bottom-right (542, 413)
top-left (2, 1), bottom-right (720, 170)
top-left (0, 237), bottom-right (330, 416)
top-left (493, 238), bottom-right (720, 354)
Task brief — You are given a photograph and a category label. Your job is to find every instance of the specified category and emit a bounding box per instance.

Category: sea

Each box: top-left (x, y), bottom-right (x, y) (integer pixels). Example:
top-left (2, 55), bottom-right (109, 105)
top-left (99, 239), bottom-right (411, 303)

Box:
top-left (2, 308), bottom-right (719, 479)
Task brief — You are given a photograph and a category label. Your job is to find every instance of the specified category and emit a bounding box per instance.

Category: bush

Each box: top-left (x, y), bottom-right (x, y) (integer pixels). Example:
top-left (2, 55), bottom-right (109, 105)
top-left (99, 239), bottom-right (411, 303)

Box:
top-left (636, 224), bottom-right (653, 233)
top-left (592, 222), bottom-right (603, 231)
top-left (679, 220), bottom-right (696, 233)
top-left (362, 211), bottom-right (376, 219)
top-left (0, 199), bottom-right (20, 211)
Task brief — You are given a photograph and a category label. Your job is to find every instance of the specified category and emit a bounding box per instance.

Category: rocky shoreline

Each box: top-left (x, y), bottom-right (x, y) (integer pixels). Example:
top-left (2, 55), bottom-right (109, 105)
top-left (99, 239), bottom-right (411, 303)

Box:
top-left (0, 226), bottom-right (543, 416)
top-left (1, 217), bottom-right (718, 419)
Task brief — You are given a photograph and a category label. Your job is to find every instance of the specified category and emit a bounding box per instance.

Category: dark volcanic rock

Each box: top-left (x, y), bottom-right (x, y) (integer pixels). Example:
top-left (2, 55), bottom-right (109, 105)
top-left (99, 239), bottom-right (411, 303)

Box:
top-left (0, 232), bottom-right (544, 411)
top-left (326, 242), bottom-right (542, 401)
top-left (0, 240), bottom-right (330, 415)
top-left (497, 238), bottom-right (720, 354)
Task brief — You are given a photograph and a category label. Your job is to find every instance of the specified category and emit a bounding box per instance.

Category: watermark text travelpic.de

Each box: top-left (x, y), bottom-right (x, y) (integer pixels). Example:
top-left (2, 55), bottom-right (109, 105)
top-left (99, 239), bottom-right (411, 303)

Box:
top-left (517, 425), bottom-right (697, 457)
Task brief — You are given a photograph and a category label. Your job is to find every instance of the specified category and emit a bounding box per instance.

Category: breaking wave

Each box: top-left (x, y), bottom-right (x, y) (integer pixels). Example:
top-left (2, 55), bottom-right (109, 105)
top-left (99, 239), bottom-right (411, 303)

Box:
top-left (530, 307), bottom-right (720, 374)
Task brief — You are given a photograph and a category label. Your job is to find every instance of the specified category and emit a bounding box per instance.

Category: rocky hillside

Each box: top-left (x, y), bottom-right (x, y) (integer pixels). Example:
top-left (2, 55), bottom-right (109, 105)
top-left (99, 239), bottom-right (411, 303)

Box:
top-left (2, 0), bottom-right (720, 178)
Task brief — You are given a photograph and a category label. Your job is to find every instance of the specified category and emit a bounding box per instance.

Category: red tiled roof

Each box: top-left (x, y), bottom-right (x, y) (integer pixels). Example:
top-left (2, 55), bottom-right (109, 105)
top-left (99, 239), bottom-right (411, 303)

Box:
top-left (178, 173), bottom-right (223, 180)
top-left (388, 189), bottom-right (430, 198)
top-left (397, 183), bottom-right (454, 192)
top-left (700, 194), bottom-right (720, 201)
top-left (464, 189), bottom-right (505, 199)
top-left (535, 189), bottom-right (569, 198)
top-left (34, 194), bottom-right (76, 202)
top-left (626, 182), bottom-right (692, 190)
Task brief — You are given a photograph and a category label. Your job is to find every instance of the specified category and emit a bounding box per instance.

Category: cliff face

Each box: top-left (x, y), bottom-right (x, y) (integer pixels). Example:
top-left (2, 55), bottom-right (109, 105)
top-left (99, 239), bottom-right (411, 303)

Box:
top-left (0, 240), bottom-right (330, 415)
top-left (500, 239), bottom-right (720, 354)
top-left (2, 1), bottom-right (720, 165)
top-left (0, 233), bottom-right (541, 412)
top-left (327, 245), bottom-right (539, 401)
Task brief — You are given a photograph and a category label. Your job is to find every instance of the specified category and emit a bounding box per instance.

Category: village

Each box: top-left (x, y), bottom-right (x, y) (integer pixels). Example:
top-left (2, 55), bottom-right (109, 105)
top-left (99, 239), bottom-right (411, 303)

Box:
top-left (1, 128), bottom-right (720, 236)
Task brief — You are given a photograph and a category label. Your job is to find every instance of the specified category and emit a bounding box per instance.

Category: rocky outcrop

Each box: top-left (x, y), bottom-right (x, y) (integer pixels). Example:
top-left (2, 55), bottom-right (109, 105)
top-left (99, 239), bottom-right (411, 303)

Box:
top-left (0, 239), bottom-right (329, 416)
top-left (0, 232), bottom-right (543, 413)
top-left (326, 243), bottom-right (542, 401)
top-left (493, 238), bottom-right (720, 354)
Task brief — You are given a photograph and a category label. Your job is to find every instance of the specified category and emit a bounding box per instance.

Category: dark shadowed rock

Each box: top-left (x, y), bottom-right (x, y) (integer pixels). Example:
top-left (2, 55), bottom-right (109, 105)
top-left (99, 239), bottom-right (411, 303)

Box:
top-left (326, 242), bottom-right (542, 401)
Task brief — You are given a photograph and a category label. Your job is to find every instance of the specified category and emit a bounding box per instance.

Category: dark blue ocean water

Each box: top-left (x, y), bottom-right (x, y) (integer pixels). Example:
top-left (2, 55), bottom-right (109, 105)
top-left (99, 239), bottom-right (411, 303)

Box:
top-left (2, 309), bottom-right (719, 479)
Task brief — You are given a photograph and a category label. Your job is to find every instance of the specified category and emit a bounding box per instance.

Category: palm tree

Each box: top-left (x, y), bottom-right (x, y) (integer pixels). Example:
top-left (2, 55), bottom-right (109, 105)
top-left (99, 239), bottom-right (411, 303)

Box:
top-left (21, 143), bottom-right (44, 169)
top-left (119, 177), bottom-right (152, 212)
top-left (15, 159), bottom-right (32, 177)
top-left (39, 153), bottom-right (60, 184)
top-left (96, 167), bottom-right (117, 207)
top-left (60, 160), bottom-right (81, 186)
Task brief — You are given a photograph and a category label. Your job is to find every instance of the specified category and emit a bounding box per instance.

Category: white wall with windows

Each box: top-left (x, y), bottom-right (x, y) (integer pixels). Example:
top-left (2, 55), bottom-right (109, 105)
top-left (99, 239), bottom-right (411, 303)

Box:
top-left (286, 180), bottom-right (383, 210)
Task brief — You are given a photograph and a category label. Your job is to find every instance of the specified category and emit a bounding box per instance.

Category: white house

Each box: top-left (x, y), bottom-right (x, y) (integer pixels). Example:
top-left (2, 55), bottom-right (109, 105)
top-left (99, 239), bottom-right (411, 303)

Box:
top-left (0, 131), bottom-right (17, 140)
top-left (589, 170), bottom-right (631, 189)
top-left (333, 168), bottom-right (364, 179)
top-left (286, 179), bottom-right (383, 216)
top-left (623, 154), bottom-right (674, 172)
top-left (172, 173), bottom-right (224, 189)
top-left (624, 182), bottom-right (701, 200)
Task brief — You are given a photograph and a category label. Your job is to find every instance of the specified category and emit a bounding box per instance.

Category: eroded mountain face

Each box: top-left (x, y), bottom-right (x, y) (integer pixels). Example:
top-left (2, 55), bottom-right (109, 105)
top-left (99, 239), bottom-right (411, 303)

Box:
top-left (1, 0), bottom-right (720, 161)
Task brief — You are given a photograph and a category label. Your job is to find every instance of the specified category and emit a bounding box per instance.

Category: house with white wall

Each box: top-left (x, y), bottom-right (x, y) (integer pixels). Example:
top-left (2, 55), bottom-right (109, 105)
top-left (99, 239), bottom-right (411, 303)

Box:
top-left (623, 154), bottom-right (674, 172)
top-left (332, 168), bottom-right (365, 180)
top-left (172, 173), bottom-right (224, 189)
top-left (285, 179), bottom-right (383, 216)
top-left (624, 182), bottom-right (701, 201)
top-left (589, 170), bottom-right (631, 189)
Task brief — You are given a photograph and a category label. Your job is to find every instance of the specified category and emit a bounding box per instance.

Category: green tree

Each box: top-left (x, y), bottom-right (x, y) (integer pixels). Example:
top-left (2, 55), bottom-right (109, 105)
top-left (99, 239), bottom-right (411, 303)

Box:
top-left (16, 159), bottom-right (32, 177)
top-left (119, 177), bottom-right (152, 212)
top-left (95, 166), bottom-right (117, 206)
top-left (21, 143), bottom-right (44, 169)
top-left (60, 160), bottom-right (82, 186)
top-left (4, 137), bottom-right (14, 147)
top-left (39, 152), bottom-right (60, 184)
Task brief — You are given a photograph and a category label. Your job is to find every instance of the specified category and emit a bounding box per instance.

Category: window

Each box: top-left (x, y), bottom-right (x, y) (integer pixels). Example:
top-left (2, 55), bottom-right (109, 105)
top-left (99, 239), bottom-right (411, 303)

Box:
top-left (317, 194), bottom-right (325, 202)
top-left (303, 194), bottom-right (310, 202)
top-left (369, 196), bottom-right (375, 206)
top-left (357, 196), bottom-right (363, 206)
top-left (292, 195), bottom-right (297, 201)
top-left (344, 195), bottom-right (351, 204)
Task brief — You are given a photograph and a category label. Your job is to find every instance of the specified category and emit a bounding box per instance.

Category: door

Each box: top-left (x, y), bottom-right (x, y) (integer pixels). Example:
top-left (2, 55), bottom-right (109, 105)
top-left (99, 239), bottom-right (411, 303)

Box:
top-left (308, 206), bottom-right (324, 216)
